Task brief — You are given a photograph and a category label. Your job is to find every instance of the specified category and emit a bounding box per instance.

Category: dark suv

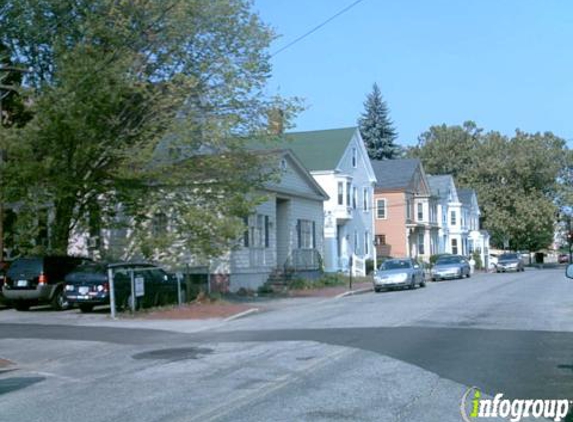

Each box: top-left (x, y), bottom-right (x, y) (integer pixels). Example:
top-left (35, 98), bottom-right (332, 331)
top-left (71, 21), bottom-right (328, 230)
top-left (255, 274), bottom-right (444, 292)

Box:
top-left (64, 262), bottom-right (184, 312)
top-left (2, 256), bottom-right (91, 311)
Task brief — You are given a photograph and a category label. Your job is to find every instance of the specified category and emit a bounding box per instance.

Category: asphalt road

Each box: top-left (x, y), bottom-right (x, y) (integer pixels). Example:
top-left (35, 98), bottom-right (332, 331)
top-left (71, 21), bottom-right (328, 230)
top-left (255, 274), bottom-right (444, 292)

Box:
top-left (1, 268), bottom-right (573, 421)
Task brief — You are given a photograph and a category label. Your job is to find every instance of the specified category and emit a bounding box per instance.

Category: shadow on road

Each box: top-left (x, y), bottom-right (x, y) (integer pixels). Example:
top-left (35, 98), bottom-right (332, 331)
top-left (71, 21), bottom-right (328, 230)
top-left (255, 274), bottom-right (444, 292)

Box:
top-left (0, 376), bottom-right (45, 396)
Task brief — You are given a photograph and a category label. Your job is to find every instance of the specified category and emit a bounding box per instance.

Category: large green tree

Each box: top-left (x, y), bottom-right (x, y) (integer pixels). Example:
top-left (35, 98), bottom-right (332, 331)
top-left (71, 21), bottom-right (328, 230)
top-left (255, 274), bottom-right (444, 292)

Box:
top-left (410, 122), bottom-right (567, 251)
top-left (0, 0), bottom-right (295, 259)
top-left (358, 83), bottom-right (401, 160)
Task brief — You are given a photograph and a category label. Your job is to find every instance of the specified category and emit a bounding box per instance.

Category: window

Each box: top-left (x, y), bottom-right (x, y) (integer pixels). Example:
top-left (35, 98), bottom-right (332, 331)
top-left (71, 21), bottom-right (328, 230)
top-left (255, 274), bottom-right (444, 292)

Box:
top-left (352, 147), bottom-right (357, 167)
top-left (346, 182), bottom-right (351, 207)
top-left (418, 232), bottom-right (425, 255)
top-left (244, 214), bottom-right (269, 248)
top-left (297, 219), bottom-right (314, 249)
top-left (353, 187), bottom-right (357, 209)
top-left (364, 231), bottom-right (370, 255)
top-left (406, 199), bottom-right (412, 220)
top-left (363, 188), bottom-right (368, 211)
top-left (354, 231), bottom-right (359, 253)
top-left (452, 238), bottom-right (458, 255)
top-left (338, 182), bottom-right (344, 205)
top-left (152, 212), bottom-right (168, 236)
top-left (417, 203), bottom-right (423, 221)
top-left (376, 199), bottom-right (387, 219)
top-left (376, 234), bottom-right (386, 245)
top-left (451, 210), bottom-right (456, 226)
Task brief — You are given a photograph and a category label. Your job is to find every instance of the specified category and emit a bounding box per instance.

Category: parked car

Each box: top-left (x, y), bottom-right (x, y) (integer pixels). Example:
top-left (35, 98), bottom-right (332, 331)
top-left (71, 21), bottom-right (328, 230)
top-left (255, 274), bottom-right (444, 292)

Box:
top-left (64, 262), bottom-right (185, 312)
top-left (2, 256), bottom-right (91, 311)
top-left (496, 253), bottom-right (524, 272)
top-left (558, 253), bottom-right (570, 264)
top-left (431, 255), bottom-right (471, 281)
top-left (373, 258), bottom-right (426, 292)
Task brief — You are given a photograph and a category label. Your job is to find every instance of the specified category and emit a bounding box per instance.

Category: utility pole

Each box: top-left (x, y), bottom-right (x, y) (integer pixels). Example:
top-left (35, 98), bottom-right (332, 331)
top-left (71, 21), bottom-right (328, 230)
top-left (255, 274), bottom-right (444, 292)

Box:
top-left (567, 215), bottom-right (573, 264)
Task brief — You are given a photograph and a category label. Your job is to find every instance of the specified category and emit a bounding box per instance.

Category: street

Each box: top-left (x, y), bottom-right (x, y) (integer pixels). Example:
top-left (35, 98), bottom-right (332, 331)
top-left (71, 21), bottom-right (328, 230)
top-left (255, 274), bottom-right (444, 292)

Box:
top-left (1, 268), bottom-right (573, 422)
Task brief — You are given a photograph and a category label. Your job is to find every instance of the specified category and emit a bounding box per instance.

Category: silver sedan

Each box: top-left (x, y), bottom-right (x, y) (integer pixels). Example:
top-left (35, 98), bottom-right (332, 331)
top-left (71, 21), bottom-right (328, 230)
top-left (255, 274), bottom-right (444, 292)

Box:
top-left (373, 258), bottom-right (426, 293)
top-left (431, 255), bottom-right (471, 281)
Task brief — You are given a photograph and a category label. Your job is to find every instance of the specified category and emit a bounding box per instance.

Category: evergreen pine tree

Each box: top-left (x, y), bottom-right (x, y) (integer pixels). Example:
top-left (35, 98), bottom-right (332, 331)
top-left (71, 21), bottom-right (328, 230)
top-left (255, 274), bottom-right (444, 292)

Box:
top-left (358, 83), bottom-right (400, 160)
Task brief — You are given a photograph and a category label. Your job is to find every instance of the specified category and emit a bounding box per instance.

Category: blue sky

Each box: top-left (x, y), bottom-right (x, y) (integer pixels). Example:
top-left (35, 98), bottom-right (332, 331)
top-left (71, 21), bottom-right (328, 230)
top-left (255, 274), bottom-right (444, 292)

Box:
top-left (254, 0), bottom-right (573, 147)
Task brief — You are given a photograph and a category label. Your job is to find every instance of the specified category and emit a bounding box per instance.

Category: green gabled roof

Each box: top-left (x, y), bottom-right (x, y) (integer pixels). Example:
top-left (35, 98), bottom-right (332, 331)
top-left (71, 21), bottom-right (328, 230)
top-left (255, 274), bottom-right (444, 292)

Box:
top-left (250, 127), bottom-right (357, 171)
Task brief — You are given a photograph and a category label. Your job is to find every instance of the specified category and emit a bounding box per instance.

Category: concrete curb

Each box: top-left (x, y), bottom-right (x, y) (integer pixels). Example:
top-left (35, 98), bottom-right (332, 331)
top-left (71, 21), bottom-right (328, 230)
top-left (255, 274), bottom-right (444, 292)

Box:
top-left (0, 358), bottom-right (16, 373)
top-left (334, 287), bottom-right (373, 299)
top-left (223, 308), bottom-right (260, 322)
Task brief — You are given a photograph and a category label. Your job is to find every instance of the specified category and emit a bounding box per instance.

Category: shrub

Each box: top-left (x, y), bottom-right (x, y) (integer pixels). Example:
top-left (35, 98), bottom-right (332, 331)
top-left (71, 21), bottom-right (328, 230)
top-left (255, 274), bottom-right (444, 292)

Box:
top-left (365, 259), bottom-right (375, 275)
top-left (257, 284), bottom-right (274, 294)
top-left (472, 251), bottom-right (483, 270)
top-left (288, 278), bottom-right (308, 290)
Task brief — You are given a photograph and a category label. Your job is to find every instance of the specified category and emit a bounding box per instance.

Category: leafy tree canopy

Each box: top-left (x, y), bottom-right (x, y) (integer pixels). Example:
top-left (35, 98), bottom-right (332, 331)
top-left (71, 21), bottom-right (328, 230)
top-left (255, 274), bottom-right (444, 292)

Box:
top-left (409, 122), bottom-right (568, 251)
top-left (0, 0), bottom-right (298, 261)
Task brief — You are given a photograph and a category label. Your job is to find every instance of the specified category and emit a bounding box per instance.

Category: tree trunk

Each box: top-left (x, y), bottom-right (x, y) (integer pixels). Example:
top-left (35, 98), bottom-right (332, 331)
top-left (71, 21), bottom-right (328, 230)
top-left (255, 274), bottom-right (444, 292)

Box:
top-left (50, 199), bottom-right (75, 254)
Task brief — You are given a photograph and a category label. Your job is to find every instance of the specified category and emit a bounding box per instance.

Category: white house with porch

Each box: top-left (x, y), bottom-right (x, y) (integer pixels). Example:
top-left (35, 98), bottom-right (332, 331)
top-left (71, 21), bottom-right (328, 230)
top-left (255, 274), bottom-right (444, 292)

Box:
top-left (259, 127), bottom-right (377, 273)
top-left (69, 149), bottom-right (328, 292)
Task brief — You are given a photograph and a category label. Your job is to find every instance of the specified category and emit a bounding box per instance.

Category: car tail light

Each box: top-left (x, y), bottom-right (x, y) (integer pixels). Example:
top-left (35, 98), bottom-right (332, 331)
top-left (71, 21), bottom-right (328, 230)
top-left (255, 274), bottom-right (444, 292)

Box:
top-left (38, 273), bottom-right (48, 285)
top-left (103, 282), bottom-right (109, 292)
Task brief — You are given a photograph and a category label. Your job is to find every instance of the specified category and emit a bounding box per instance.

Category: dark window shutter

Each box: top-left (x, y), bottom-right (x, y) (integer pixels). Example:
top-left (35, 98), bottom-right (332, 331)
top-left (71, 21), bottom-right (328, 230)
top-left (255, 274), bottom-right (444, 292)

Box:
top-left (297, 220), bottom-right (301, 249)
top-left (265, 216), bottom-right (270, 248)
top-left (243, 216), bottom-right (249, 247)
top-left (312, 221), bottom-right (316, 249)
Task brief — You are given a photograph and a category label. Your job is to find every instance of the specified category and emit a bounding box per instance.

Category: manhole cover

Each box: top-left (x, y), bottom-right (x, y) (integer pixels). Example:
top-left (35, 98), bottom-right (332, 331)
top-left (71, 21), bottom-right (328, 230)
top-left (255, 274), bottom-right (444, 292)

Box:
top-left (132, 347), bottom-right (213, 361)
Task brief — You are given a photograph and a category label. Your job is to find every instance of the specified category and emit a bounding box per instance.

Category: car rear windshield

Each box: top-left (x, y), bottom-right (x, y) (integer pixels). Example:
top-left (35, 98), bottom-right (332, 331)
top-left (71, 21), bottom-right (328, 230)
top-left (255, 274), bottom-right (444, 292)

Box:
top-left (73, 264), bottom-right (107, 273)
top-left (436, 256), bottom-right (462, 265)
top-left (382, 260), bottom-right (412, 270)
top-left (499, 254), bottom-right (518, 260)
top-left (7, 258), bottom-right (43, 274)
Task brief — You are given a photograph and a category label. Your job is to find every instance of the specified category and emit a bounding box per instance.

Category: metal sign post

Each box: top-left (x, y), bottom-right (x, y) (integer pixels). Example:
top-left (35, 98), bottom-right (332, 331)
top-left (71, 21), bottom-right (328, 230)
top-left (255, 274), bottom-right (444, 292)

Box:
top-left (107, 268), bottom-right (117, 320)
top-left (176, 272), bottom-right (182, 306)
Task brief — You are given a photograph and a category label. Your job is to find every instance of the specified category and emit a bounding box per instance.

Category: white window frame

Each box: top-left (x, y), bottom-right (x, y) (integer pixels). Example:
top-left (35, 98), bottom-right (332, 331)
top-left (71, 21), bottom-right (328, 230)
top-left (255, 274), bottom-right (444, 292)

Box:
top-left (352, 147), bottom-right (357, 168)
top-left (363, 188), bottom-right (368, 212)
top-left (376, 199), bottom-right (387, 219)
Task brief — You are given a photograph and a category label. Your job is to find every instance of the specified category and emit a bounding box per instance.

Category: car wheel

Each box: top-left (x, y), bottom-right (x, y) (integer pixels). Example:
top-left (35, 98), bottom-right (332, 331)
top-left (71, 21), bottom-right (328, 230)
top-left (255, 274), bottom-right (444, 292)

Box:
top-left (374, 287), bottom-right (382, 293)
top-left (79, 304), bottom-right (94, 313)
top-left (431, 277), bottom-right (436, 282)
top-left (13, 301), bottom-right (30, 311)
top-left (409, 278), bottom-right (416, 290)
top-left (51, 288), bottom-right (70, 311)
top-left (420, 279), bottom-right (426, 288)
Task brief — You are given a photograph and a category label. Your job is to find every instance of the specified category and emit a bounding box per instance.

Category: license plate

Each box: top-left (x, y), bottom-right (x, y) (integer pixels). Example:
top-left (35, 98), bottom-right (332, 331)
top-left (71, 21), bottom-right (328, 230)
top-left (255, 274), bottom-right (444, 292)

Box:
top-left (17, 280), bottom-right (28, 287)
top-left (79, 287), bottom-right (90, 295)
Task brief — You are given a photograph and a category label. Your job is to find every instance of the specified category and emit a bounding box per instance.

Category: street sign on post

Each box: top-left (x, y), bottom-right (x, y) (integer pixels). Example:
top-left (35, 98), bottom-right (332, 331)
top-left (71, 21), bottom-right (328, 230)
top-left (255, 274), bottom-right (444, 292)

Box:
top-left (107, 268), bottom-right (117, 320)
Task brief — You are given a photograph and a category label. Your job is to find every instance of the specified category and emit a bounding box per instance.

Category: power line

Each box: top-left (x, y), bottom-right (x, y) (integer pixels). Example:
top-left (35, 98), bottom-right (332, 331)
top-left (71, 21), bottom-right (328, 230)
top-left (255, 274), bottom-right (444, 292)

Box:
top-left (270, 0), bottom-right (367, 58)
